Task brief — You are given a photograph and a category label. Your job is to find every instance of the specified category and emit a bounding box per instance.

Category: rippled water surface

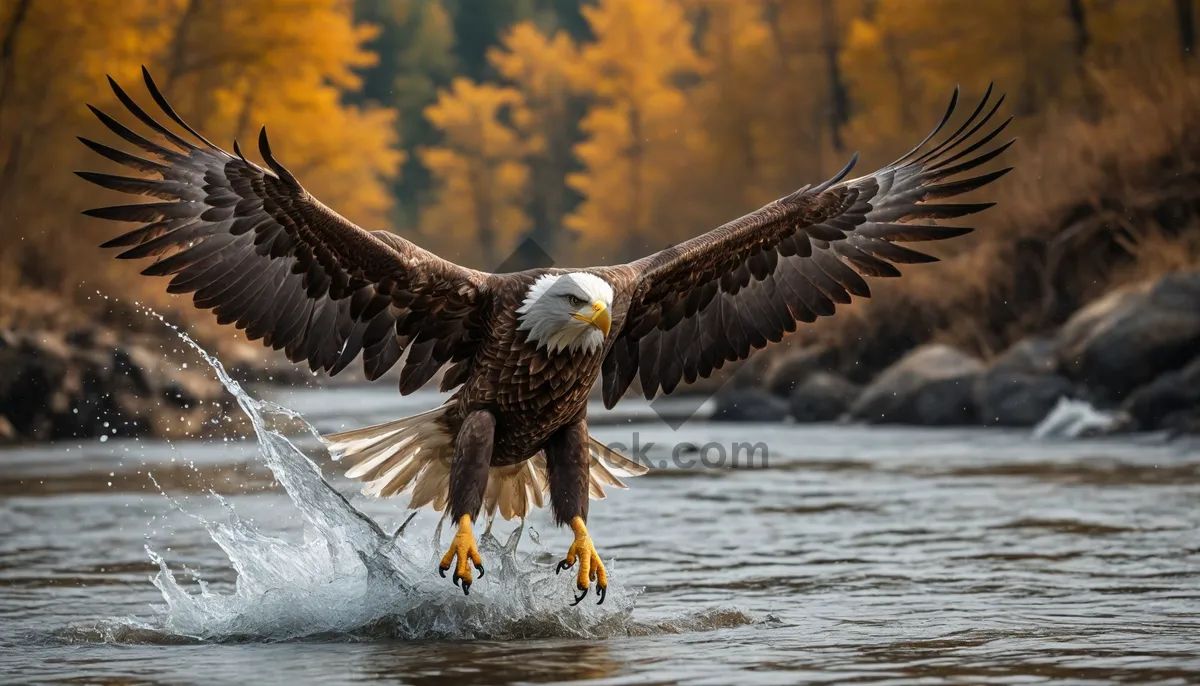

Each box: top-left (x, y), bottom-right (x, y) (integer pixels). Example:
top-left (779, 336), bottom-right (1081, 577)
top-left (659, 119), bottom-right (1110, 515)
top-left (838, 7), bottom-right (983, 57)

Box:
top-left (3, 345), bottom-right (1200, 684)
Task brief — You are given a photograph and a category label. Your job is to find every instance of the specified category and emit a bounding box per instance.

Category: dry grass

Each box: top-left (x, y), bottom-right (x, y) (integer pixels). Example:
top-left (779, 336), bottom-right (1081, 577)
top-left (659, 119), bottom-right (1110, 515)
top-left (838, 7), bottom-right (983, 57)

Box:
top-left (792, 61), bottom-right (1200, 381)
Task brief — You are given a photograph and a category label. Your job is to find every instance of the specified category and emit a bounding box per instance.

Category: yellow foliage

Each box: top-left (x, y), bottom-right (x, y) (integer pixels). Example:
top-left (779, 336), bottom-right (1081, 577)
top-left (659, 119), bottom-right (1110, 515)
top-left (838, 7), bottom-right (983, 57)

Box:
top-left (564, 0), bottom-right (707, 261)
top-left (680, 1), bottom-right (779, 219)
top-left (491, 22), bottom-right (578, 115)
top-left (488, 22), bottom-right (580, 257)
top-left (0, 0), bottom-right (178, 290)
top-left (0, 0), bottom-right (402, 311)
top-left (156, 0), bottom-right (402, 230)
top-left (419, 78), bottom-right (531, 266)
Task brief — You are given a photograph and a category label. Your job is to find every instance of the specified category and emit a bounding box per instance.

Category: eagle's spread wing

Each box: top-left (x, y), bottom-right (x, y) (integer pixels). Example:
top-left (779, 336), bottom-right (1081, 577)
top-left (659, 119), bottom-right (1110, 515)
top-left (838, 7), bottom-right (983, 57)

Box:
top-left (600, 86), bottom-right (1013, 408)
top-left (79, 68), bottom-right (487, 393)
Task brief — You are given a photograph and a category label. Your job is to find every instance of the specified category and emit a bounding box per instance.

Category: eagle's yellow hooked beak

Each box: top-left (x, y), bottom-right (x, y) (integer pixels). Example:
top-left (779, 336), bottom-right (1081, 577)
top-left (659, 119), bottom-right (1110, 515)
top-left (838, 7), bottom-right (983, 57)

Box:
top-left (573, 301), bottom-right (611, 337)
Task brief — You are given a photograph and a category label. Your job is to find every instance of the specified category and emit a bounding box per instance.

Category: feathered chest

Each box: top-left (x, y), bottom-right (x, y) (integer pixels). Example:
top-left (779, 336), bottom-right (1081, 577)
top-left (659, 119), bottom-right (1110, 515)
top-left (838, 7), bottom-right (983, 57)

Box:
top-left (468, 324), bottom-right (603, 414)
top-left (449, 303), bottom-right (603, 463)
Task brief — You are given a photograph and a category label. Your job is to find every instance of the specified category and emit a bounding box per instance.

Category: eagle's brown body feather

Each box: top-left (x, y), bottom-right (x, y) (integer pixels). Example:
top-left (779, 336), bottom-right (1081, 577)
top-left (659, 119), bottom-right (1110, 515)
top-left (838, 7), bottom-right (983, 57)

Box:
top-left (441, 271), bottom-right (613, 467)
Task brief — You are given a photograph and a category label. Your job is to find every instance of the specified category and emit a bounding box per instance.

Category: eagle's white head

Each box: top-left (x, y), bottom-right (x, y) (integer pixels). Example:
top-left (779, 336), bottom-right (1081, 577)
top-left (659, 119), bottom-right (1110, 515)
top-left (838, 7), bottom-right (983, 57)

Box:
top-left (516, 272), bottom-right (614, 354)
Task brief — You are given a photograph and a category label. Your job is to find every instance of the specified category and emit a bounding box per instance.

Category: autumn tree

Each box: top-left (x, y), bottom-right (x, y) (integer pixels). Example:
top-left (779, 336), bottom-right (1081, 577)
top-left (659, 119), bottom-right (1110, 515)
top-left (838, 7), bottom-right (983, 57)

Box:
top-left (564, 0), bottom-right (706, 262)
top-left (354, 0), bottom-right (457, 229)
top-left (488, 21), bottom-right (580, 260)
top-left (419, 78), bottom-right (531, 266)
top-left (160, 0), bottom-right (401, 229)
top-left (0, 0), bottom-right (176, 290)
top-left (1087, 0), bottom-right (1190, 66)
top-left (0, 0), bottom-right (401, 311)
top-left (678, 1), bottom-right (783, 222)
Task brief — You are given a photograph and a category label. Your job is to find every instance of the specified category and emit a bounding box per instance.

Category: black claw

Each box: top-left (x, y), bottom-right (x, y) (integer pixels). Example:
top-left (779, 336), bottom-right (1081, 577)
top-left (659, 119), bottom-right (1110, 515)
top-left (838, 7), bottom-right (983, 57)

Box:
top-left (570, 587), bottom-right (589, 606)
top-left (556, 559), bottom-right (572, 575)
top-left (438, 566), bottom-right (447, 578)
top-left (597, 586), bottom-right (606, 605)
top-left (452, 571), bottom-right (461, 587)
top-left (475, 562), bottom-right (485, 578)
top-left (462, 580), bottom-right (471, 596)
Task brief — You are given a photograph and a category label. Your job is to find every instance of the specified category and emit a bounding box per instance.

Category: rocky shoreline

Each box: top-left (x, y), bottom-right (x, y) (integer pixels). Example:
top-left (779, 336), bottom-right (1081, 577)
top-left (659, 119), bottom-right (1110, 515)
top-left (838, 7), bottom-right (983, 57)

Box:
top-left (713, 269), bottom-right (1200, 436)
top-left (0, 325), bottom-right (311, 444)
top-left (5, 269), bottom-right (1200, 443)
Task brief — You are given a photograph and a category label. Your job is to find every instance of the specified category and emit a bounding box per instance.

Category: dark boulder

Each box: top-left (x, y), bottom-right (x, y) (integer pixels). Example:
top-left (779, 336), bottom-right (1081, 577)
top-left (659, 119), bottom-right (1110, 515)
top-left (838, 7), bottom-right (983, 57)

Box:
top-left (1121, 356), bottom-right (1200, 432)
top-left (1057, 270), bottom-right (1200, 404)
top-left (711, 388), bottom-right (790, 422)
top-left (728, 353), bottom-right (775, 390)
top-left (975, 337), bottom-right (1074, 426)
top-left (763, 345), bottom-right (838, 396)
top-left (0, 330), bottom-right (229, 442)
top-left (789, 372), bottom-right (859, 422)
top-left (850, 344), bottom-right (983, 425)
top-left (989, 336), bottom-right (1060, 376)
top-left (0, 334), bottom-right (70, 440)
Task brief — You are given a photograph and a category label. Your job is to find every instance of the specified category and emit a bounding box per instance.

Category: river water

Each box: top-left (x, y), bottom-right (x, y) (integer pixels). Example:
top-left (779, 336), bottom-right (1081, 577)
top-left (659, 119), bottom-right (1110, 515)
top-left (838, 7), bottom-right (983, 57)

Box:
top-left (2, 339), bottom-right (1199, 684)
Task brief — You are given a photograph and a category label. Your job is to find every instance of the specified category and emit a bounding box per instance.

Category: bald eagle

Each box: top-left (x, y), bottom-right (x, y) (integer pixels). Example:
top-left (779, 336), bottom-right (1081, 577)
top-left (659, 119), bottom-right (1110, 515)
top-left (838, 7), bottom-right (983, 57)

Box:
top-left (78, 69), bottom-right (1011, 604)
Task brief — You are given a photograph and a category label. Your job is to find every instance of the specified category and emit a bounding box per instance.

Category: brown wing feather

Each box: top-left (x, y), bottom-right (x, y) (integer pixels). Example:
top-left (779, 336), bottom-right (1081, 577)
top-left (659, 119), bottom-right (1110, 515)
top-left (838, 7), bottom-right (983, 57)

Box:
top-left (78, 67), bottom-right (489, 391)
top-left (601, 85), bottom-right (1014, 407)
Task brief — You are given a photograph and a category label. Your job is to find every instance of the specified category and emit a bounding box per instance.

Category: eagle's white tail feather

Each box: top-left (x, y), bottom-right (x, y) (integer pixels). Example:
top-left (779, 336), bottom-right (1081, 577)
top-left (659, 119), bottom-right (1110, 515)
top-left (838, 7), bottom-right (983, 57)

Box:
top-left (321, 405), bottom-right (649, 520)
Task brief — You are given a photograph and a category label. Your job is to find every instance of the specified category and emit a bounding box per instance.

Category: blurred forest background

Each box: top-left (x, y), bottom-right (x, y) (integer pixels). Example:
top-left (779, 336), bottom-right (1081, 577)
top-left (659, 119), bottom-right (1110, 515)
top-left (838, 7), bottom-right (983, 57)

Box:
top-left (2, 0), bottom-right (1199, 372)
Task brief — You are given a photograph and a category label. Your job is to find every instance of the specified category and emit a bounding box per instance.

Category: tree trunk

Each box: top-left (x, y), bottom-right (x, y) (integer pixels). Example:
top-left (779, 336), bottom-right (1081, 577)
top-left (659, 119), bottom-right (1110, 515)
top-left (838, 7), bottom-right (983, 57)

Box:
top-left (882, 28), bottom-right (914, 133)
top-left (164, 0), bottom-right (203, 93)
top-left (234, 79), bottom-right (258, 142)
top-left (0, 0), bottom-right (31, 114)
top-left (1177, 0), bottom-right (1196, 59)
top-left (468, 160), bottom-right (496, 268)
top-left (0, 0), bottom-right (32, 217)
top-left (818, 0), bottom-right (849, 152)
top-left (1067, 0), bottom-right (1089, 57)
top-left (1066, 0), bottom-right (1101, 118)
top-left (526, 98), bottom-right (571, 262)
top-left (624, 104), bottom-right (645, 259)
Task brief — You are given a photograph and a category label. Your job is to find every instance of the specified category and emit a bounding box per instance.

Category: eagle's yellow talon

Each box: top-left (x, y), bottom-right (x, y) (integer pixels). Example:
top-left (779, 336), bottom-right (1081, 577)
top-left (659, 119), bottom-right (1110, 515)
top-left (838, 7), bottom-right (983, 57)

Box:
top-left (439, 514), bottom-right (482, 595)
top-left (560, 516), bottom-right (607, 605)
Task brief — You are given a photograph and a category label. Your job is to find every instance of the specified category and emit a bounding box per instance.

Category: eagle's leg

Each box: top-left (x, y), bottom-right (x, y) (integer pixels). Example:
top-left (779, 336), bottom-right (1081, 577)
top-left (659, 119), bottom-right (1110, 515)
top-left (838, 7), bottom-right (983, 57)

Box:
top-left (545, 419), bottom-right (607, 605)
top-left (439, 410), bottom-right (494, 595)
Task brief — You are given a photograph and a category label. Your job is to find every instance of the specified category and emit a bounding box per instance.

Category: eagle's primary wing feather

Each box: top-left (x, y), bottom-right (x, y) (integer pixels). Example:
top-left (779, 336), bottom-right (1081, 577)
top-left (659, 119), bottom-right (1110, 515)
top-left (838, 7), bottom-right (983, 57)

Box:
top-left (600, 85), bottom-right (1014, 407)
top-left (79, 68), bottom-right (488, 392)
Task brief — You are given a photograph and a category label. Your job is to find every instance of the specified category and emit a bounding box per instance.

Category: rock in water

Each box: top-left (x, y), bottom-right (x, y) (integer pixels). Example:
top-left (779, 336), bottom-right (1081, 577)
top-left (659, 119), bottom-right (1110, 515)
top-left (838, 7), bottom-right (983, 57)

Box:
top-left (850, 344), bottom-right (983, 425)
top-left (789, 372), bottom-right (859, 422)
top-left (711, 388), bottom-right (790, 422)
top-left (975, 337), bottom-right (1074, 426)
top-left (1057, 270), bottom-right (1200, 404)
top-left (0, 334), bottom-right (69, 440)
top-left (763, 345), bottom-right (838, 396)
top-left (1121, 356), bottom-right (1200, 432)
top-left (0, 329), bottom-right (230, 441)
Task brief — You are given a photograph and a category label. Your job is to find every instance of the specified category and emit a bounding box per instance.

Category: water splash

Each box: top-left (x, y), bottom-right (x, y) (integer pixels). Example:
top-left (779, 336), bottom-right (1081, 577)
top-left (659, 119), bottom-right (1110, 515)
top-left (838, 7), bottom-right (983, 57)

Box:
top-left (90, 320), bottom-right (653, 642)
top-left (1033, 397), bottom-right (1121, 439)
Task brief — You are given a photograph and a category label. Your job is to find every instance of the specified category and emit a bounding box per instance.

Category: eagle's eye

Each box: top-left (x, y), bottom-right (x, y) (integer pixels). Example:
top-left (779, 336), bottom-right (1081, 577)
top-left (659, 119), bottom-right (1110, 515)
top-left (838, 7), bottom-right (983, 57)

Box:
top-left (566, 294), bottom-right (585, 308)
